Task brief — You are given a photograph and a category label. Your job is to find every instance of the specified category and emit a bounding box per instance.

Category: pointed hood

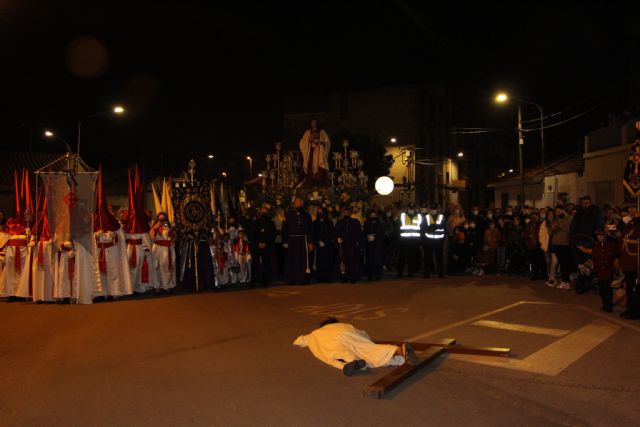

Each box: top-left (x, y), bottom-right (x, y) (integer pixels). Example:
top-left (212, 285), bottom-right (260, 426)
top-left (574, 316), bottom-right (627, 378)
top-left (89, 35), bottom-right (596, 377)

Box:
top-left (13, 170), bottom-right (21, 217)
top-left (125, 165), bottom-right (150, 234)
top-left (35, 181), bottom-right (51, 240)
top-left (22, 169), bottom-right (34, 221)
top-left (6, 170), bottom-right (26, 234)
top-left (93, 167), bottom-right (120, 233)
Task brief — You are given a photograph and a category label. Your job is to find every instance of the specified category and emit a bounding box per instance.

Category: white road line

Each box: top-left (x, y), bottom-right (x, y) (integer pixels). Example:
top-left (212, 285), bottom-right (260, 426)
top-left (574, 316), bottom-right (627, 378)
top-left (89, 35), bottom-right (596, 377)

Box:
top-left (449, 319), bottom-right (621, 376)
top-left (472, 320), bottom-right (570, 337)
top-left (575, 305), bottom-right (640, 334)
top-left (406, 301), bottom-right (553, 342)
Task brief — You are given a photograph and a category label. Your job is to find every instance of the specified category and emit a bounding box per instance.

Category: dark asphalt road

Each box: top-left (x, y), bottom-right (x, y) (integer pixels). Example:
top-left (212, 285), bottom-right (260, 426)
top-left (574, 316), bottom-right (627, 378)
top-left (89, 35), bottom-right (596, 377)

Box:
top-left (1, 275), bottom-right (639, 426)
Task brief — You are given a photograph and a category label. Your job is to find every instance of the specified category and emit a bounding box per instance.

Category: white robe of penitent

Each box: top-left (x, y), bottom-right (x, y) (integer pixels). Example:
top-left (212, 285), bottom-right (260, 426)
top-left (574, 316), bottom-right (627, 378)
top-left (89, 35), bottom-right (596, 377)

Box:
top-left (31, 239), bottom-right (54, 302)
top-left (54, 245), bottom-right (76, 300)
top-left (0, 230), bottom-right (10, 295)
top-left (125, 232), bottom-right (156, 293)
top-left (94, 229), bottom-right (133, 297)
top-left (293, 323), bottom-right (402, 370)
top-left (151, 226), bottom-right (176, 290)
top-left (2, 235), bottom-right (29, 298)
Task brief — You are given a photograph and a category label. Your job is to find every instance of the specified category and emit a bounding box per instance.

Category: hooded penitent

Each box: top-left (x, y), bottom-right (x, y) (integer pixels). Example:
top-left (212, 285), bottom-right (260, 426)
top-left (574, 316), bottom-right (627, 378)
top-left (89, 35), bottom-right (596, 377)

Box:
top-left (93, 167), bottom-right (120, 233)
top-left (125, 165), bottom-right (150, 234)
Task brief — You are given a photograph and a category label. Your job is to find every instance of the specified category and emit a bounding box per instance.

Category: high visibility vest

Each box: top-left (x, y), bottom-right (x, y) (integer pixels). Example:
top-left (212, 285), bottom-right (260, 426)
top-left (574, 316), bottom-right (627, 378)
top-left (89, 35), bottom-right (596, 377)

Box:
top-left (425, 214), bottom-right (445, 240)
top-left (400, 212), bottom-right (422, 238)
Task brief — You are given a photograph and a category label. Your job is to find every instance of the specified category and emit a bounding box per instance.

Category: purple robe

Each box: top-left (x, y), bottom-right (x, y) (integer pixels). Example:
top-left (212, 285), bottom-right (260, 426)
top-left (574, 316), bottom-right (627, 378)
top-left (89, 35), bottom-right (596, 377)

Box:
top-left (283, 208), bottom-right (312, 284)
top-left (334, 216), bottom-right (363, 281)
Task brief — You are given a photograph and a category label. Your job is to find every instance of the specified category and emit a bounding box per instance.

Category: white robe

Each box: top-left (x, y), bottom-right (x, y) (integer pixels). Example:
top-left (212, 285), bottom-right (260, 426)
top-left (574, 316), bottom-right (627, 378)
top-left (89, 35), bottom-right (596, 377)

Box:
top-left (0, 231), bottom-right (10, 295)
top-left (53, 246), bottom-right (76, 300)
top-left (299, 129), bottom-right (331, 175)
top-left (229, 239), bottom-right (251, 284)
top-left (125, 232), bottom-right (155, 293)
top-left (74, 243), bottom-right (97, 304)
top-left (94, 229), bottom-right (133, 297)
top-left (151, 227), bottom-right (176, 290)
top-left (210, 242), bottom-right (230, 287)
top-left (31, 240), bottom-right (54, 302)
top-left (2, 235), bottom-right (29, 298)
top-left (293, 323), bottom-right (401, 370)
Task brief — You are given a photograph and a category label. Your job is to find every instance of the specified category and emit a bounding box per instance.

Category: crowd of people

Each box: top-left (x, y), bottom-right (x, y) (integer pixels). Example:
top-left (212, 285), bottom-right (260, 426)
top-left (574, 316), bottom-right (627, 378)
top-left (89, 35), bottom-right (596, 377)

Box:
top-left (2, 175), bottom-right (639, 320)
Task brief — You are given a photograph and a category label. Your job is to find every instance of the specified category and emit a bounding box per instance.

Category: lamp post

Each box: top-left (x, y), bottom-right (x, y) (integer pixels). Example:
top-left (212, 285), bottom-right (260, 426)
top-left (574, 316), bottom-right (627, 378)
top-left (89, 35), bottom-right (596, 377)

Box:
top-left (495, 93), bottom-right (544, 206)
top-left (76, 105), bottom-right (125, 169)
top-left (246, 156), bottom-right (252, 178)
top-left (44, 130), bottom-right (72, 153)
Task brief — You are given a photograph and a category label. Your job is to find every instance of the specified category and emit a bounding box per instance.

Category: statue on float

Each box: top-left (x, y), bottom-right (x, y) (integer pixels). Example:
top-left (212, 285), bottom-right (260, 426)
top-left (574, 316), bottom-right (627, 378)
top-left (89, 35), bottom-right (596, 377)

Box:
top-left (299, 118), bottom-right (331, 187)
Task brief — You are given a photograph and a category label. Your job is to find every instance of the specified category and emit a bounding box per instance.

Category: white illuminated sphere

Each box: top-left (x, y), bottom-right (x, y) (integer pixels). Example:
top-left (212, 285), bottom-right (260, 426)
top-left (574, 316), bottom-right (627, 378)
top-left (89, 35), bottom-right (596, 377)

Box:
top-left (375, 176), bottom-right (394, 195)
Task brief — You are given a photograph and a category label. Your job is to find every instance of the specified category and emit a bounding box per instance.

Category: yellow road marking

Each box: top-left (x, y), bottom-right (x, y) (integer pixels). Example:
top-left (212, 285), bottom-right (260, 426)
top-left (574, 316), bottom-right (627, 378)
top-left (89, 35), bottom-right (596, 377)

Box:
top-left (449, 319), bottom-right (620, 376)
top-left (472, 319), bottom-right (570, 337)
top-left (406, 301), bottom-right (553, 341)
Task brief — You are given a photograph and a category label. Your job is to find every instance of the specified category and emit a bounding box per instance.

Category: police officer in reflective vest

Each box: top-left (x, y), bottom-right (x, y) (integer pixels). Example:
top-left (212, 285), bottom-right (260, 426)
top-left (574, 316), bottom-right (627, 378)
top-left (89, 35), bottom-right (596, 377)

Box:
top-left (422, 204), bottom-right (445, 278)
top-left (397, 202), bottom-right (422, 277)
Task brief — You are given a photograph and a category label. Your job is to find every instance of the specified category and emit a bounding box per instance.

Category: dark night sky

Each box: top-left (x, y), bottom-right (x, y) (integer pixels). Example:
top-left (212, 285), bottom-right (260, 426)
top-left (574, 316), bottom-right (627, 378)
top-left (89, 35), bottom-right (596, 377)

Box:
top-left (1, 1), bottom-right (639, 180)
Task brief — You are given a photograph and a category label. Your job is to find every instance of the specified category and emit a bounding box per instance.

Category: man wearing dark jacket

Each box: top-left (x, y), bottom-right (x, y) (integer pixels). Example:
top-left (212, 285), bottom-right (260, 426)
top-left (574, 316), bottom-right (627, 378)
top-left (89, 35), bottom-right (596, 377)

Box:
top-left (571, 196), bottom-right (603, 264)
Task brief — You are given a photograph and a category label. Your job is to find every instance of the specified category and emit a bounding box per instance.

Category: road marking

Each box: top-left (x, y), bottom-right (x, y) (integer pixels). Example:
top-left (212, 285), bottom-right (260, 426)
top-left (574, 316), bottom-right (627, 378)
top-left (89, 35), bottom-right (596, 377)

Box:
top-left (472, 320), bottom-right (570, 337)
top-left (449, 319), bottom-right (620, 376)
top-left (406, 301), bottom-right (553, 341)
top-left (292, 303), bottom-right (410, 320)
top-left (261, 289), bottom-right (302, 298)
top-left (576, 305), bottom-right (640, 334)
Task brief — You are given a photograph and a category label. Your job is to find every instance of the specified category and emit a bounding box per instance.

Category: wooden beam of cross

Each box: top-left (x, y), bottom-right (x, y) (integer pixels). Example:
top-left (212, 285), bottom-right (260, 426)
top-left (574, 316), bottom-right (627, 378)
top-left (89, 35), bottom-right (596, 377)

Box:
top-left (364, 339), bottom-right (511, 399)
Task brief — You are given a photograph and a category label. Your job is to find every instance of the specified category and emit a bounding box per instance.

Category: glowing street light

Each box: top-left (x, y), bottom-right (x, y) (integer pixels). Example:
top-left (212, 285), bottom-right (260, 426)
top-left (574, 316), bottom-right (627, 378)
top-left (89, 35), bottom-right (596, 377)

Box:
top-left (44, 129), bottom-right (72, 153)
top-left (508, 169), bottom-right (514, 173)
top-left (390, 137), bottom-right (397, 144)
top-left (208, 154), bottom-right (214, 159)
top-left (113, 105), bottom-right (125, 114)
top-left (246, 156), bottom-right (253, 177)
top-left (457, 151), bottom-right (464, 158)
top-left (495, 93), bottom-right (508, 103)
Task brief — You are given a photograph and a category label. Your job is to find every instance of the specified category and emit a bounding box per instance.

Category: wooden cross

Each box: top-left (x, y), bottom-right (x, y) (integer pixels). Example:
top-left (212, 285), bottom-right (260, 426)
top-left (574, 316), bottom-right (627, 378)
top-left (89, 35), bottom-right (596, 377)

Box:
top-left (364, 338), bottom-right (510, 399)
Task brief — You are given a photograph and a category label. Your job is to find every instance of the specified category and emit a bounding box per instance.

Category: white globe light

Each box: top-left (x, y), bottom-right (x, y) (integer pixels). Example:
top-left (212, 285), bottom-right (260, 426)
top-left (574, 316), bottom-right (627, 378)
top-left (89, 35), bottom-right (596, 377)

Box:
top-left (375, 176), bottom-right (394, 195)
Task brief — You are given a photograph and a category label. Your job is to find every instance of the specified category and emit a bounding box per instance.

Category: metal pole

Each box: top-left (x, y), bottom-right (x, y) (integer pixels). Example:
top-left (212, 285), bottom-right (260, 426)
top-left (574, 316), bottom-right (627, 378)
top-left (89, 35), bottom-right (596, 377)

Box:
top-left (76, 118), bottom-right (83, 173)
top-left (518, 104), bottom-right (524, 206)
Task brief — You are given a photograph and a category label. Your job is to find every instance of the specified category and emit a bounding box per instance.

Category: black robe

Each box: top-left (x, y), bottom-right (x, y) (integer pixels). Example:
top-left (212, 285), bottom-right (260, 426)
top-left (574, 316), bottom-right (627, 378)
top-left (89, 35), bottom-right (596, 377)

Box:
top-left (334, 216), bottom-right (363, 281)
top-left (363, 218), bottom-right (385, 280)
top-left (311, 218), bottom-right (336, 282)
top-left (283, 208), bottom-right (312, 284)
top-left (250, 215), bottom-right (276, 284)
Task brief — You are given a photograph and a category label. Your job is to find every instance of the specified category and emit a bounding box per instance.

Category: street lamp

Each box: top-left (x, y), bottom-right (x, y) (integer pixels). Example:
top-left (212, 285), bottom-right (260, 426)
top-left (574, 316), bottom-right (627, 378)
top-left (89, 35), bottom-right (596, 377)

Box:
top-left (390, 137), bottom-right (397, 144)
top-left (44, 129), bottom-right (72, 153)
top-left (495, 92), bottom-right (545, 206)
top-left (457, 151), bottom-right (464, 158)
top-left (246, 156), bottom-right (252, 177)
top-left (77, 104), bottom-right (125, 169)
top-left (208, 154), bottom-right (214, 159)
